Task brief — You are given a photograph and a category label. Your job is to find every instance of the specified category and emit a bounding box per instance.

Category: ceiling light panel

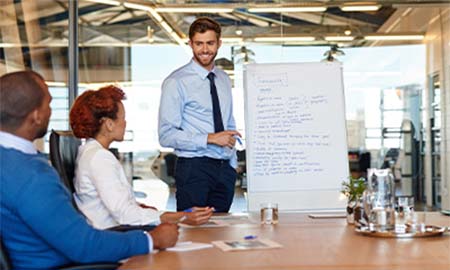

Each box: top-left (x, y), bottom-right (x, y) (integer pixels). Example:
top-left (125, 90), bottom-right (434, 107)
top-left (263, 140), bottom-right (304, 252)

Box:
top-left (155, 7), bottom-right (234, 13)
top-left (248, 7), bottom-right (327, 13)
top-left (340, 5), bottom-right (381, 12)
top-left (364, 35), bottom-right (424, 41)
top-left (254, 37), bottom-right (316, 42)
top-left (324, 36), bottom-right (355, 41)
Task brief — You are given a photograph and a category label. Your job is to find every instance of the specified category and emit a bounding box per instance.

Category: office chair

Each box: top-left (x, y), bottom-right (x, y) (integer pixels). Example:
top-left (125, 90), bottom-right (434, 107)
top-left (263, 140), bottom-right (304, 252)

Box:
top-left (164, 153), bottom-right (177, 178)
top-left (46, 131), bottom-right (121, 268)
top-left (49, 130), bottom-right (81, 194)
top-left (0, 237), bottom-right (11, 270)
top-left (49, 130), bottom-right (154, 233)
top-left (163, 153), bottom-right (177, 186)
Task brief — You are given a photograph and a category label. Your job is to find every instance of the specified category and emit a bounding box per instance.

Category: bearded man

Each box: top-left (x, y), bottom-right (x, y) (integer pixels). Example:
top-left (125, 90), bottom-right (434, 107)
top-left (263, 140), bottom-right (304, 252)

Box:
top-left (158, 17), bottom-right (240, 212)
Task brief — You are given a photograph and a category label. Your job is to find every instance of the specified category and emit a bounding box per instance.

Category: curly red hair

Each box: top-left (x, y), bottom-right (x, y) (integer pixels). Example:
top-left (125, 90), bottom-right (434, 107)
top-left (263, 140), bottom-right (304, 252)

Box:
top-left (70, 85), bottom-right (126, 138)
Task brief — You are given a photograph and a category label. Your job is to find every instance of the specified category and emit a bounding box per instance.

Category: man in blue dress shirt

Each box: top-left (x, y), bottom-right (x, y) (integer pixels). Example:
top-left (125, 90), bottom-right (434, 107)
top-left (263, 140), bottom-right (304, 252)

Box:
top-left (158, 17), bottom-right (241, 212)
top-left (0, 71), bottom-right (178, 269)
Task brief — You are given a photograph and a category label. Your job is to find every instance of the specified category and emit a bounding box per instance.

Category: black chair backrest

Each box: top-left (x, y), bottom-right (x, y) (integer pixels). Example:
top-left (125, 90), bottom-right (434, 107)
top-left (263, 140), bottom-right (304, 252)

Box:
top-left (0, 237), bottom-right (11, 270)
top-left (49, 130), bottom-right (81, 194)
top-left (164, 153), bottom-right (177, 178)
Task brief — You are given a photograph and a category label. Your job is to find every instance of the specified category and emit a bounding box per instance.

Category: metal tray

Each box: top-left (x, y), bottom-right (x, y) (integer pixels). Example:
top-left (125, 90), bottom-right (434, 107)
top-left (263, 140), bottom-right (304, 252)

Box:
top-left (355, 225), bottom-right (448, 238)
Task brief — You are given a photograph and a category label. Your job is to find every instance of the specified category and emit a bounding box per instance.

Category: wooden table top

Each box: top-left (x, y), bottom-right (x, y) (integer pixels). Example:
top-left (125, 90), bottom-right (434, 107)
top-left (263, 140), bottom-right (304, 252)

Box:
top-left (120, 212), bottom-right (450, 270)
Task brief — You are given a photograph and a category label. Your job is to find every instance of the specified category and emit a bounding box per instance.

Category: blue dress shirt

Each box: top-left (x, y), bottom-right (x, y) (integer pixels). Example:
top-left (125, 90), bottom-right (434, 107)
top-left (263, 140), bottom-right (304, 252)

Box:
top-left (158, 59), bottom-right (237, 168)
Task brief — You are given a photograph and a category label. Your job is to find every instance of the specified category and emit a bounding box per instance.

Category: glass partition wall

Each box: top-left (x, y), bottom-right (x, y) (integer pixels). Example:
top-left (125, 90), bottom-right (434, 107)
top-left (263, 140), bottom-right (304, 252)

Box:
top-left (0, 0), bottom-right (70, 152)
top-left (1, 0), bottom-right (440, 204)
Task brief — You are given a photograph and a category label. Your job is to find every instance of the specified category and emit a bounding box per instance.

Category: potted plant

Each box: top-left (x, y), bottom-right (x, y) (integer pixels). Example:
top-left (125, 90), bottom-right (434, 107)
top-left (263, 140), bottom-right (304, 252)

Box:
top-left (341, 177), bottom-right (366, 225)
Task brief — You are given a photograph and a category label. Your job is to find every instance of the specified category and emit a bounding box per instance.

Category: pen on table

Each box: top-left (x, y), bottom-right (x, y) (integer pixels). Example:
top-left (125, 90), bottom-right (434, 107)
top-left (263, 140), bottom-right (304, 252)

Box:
top-left (244, 235), bottom-right (257, 240)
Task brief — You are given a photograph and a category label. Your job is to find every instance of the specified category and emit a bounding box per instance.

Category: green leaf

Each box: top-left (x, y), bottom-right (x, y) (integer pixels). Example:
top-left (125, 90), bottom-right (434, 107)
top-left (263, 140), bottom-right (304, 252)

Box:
top-left (341, 177), bottom-right (366, 202)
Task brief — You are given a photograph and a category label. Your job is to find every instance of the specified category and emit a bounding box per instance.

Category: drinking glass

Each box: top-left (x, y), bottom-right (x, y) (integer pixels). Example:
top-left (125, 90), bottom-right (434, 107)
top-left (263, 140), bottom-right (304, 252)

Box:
top-left (396, 196), bottom-right (414, 224)
top-left (260, 203), bottom-right (278, 225)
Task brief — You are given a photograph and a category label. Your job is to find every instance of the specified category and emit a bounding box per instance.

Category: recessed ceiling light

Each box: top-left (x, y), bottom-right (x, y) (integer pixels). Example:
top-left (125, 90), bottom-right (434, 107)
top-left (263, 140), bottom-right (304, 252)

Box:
top-left (87, 0), bottom-right (121, 6)
top-left (325, 36), bottom-right (355, 41)
top-left (248, 7), bottom-right (326, 13)
top-left (340, 5), bottom-right (381, 12)
top-left (155, 7), bottom-right (233, 13)
top-left (254, 37), bottom-right (315, 42)
top-left (364, 35), bottom-right (424, 41)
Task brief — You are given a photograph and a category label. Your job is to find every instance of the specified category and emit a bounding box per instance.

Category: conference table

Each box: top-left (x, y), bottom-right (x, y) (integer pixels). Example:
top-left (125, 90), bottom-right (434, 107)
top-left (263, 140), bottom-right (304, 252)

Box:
top-left (120, 212), bottom-right (450, 270)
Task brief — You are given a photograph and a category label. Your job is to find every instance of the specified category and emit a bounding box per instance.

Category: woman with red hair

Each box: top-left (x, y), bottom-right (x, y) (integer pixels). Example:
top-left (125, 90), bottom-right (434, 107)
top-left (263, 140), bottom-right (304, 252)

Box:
top-left (70, 85), bottom-right (213, 229)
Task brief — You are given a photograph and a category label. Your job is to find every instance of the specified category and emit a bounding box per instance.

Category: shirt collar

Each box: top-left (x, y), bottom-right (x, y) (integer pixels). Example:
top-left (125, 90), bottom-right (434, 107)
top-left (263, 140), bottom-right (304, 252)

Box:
top-left (87, 138), bottom-right (102, 148)
top-left (189, 58), bottom-right (217, 80)
top-left (0, 131), bottom-right (38, 154)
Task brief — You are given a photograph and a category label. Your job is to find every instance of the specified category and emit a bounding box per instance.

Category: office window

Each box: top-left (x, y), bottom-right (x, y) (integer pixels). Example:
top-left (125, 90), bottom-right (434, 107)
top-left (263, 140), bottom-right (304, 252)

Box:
top-left (1, 1), bottom-right (426, 165)
top-left (0, 0), bottom-right (70, 152)
top-left (230, 45), bottom-right (425, 153)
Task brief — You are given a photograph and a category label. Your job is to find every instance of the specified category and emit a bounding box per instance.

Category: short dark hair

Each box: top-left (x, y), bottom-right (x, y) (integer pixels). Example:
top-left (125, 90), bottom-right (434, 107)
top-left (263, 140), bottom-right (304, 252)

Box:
top-left (70, 85), bottom-right (126, 138)
top-left (189, 17), bottom-right (221, 40)
top-left (0, 71), bottom-right (46, 130)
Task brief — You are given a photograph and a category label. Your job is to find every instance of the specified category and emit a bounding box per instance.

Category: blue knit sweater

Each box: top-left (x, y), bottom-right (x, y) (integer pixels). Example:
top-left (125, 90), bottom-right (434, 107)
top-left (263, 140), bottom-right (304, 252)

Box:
top-left (0, 146), bottom-right (149, 269)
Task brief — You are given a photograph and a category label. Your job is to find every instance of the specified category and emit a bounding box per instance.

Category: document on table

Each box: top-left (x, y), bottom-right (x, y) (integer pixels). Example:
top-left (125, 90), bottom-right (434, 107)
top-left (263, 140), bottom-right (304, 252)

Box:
top-left (179, 220), bottom-right (229, 228)
top-left (166, 241), bottom-right (213, 252)
top-left (212, 239), bottom-right (282, 252)
top-left (210, 214), bottom-right (250, 225)
top-left (210, 213), bottom-right (249, 220)
top-left (308, 212), bottom-right (346, 219)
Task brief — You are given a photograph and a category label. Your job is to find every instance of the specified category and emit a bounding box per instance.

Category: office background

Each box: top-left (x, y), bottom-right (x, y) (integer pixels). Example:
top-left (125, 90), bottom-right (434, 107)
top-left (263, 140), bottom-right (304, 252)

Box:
top-left (0, 0), bottom-right (449, 210)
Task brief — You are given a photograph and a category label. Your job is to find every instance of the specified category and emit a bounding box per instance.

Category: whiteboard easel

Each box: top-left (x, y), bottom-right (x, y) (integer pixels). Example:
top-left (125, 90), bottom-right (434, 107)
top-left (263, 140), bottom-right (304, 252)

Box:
top-left (244, 62), bottom-right (349, 211)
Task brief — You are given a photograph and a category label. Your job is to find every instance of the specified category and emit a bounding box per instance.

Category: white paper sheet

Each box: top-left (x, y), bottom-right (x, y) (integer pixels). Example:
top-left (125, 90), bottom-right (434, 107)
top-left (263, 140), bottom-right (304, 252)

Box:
top-left (166, 241), bottom-right (213, 252)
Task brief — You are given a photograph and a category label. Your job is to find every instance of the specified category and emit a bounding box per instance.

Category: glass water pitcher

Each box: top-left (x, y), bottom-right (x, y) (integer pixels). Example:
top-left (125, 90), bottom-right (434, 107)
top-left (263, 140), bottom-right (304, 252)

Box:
top-left (363, 168), bottom-right (396, 231)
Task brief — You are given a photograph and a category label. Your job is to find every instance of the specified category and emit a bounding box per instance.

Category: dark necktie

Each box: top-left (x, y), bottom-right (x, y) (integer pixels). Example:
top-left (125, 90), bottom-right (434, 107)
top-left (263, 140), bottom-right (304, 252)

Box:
top-left (207, 72), bottom-right (224, 133)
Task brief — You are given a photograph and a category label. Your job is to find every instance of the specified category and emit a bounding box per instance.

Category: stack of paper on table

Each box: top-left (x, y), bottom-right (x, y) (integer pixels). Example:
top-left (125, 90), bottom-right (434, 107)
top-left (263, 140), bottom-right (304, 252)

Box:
top-left (179, 220), bottom-right (229, 228)
top-left (166, 241), bottom-right (213, 252)
top-left (210, 214), bottom-right (250, 225)
top-left (212, 239), bottom-right (282, 252)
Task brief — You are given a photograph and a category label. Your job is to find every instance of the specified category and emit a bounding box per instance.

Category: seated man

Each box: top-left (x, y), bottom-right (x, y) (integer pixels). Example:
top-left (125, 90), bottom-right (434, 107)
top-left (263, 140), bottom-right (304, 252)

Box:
top-left (0, 70), bottom-right (178, 269)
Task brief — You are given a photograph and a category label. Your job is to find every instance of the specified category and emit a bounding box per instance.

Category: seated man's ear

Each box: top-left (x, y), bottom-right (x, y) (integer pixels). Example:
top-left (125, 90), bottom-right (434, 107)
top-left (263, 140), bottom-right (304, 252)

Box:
top-left (31, 109), bottom-right (42, 125)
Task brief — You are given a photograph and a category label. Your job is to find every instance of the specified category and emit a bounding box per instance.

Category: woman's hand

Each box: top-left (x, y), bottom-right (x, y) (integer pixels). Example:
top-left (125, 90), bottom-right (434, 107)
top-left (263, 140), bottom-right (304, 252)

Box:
top-left (160, 207), bottom-right (214, 225)
top-left (182, 206), bottom-right (214, 225)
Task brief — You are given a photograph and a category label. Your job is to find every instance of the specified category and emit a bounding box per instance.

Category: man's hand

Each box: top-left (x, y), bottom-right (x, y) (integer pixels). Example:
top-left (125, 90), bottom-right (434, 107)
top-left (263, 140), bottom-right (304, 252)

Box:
top-left (207, 130), bottom-right (241, 148)
top-left (183, 206), bottom-right (214, 225)
top-left (149, 223), bottom-right (179, 250)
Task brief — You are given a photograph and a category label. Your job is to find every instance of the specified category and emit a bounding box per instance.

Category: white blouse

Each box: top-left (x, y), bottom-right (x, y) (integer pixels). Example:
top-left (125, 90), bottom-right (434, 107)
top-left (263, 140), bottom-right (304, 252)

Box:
top-left (73, 139), bottom-right (162, 229)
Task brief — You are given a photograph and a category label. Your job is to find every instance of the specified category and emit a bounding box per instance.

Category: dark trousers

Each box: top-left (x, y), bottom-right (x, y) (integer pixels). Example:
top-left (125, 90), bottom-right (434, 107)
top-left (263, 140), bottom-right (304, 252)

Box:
top-left (175, 157), bottom-right (237, 212)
